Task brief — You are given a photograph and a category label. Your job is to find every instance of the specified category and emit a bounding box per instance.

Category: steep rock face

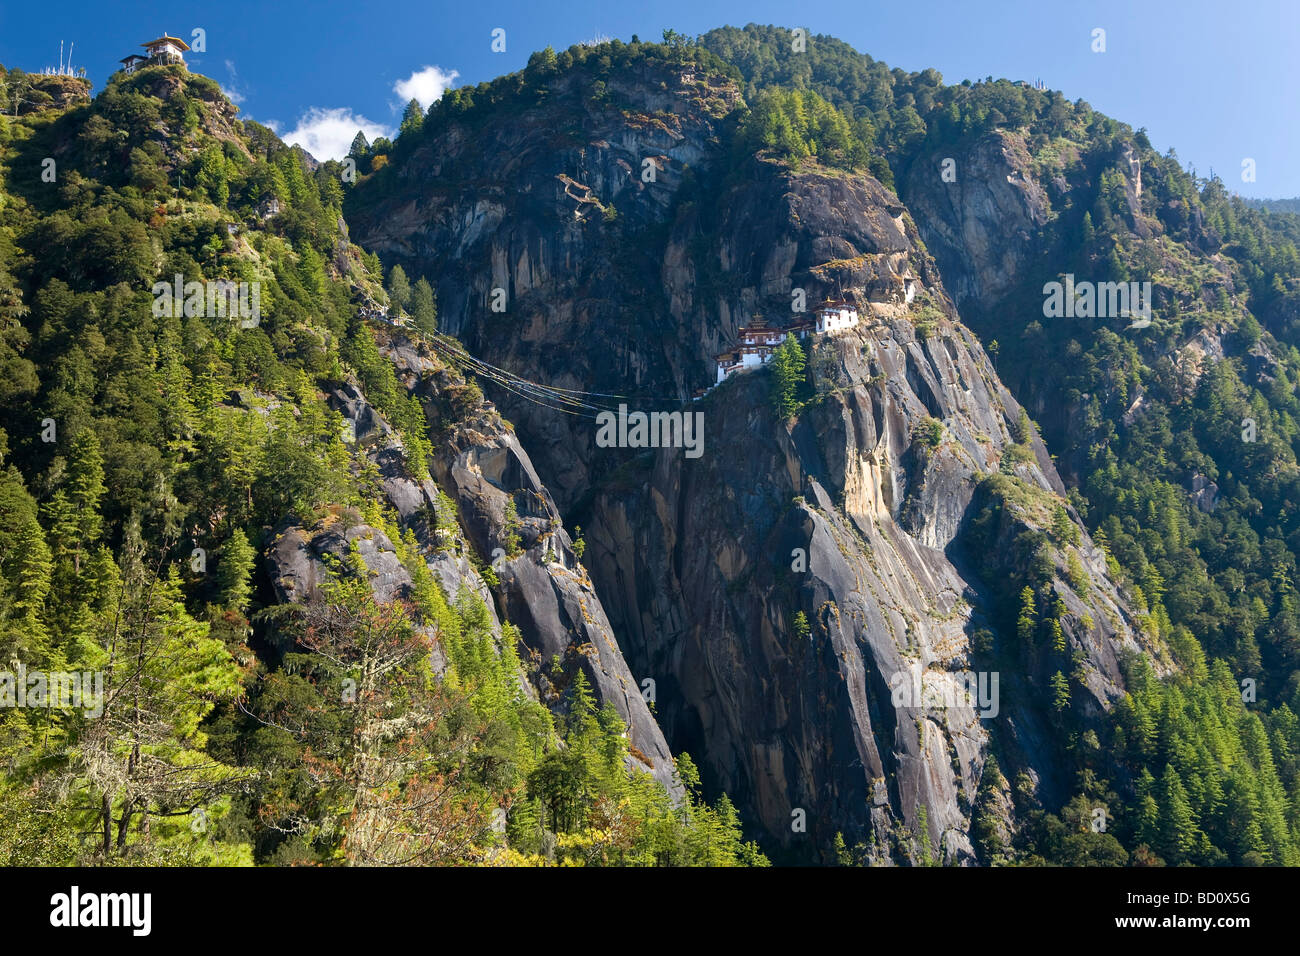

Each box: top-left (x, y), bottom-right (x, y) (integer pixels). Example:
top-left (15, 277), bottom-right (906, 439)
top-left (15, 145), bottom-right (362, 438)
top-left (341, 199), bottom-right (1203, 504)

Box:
top-left (378, 331), bottom-right (679, 794)
top-left (325, 382), bottom-right (509, 636)
top-left (898, 126), bottom-right (1229, 478)
top-left (348, 67), bottom-right (1148, 860)
top-left (268, 516), bottom-right (410, 607)
top-left (902, 130), bottom-right (1160, 323)
top-left (260, 365), bottom-right (684, 775)
top-left (670, 161), bottom-right (940, 366)
top-left (261, 381), bottom-right (508, 680)
top-left (347, 64), bottom-right (741, 510)
top-left (585, 308), bottom-right (1149, 860)
top-left (901, 131), bottom-right (1051, 313)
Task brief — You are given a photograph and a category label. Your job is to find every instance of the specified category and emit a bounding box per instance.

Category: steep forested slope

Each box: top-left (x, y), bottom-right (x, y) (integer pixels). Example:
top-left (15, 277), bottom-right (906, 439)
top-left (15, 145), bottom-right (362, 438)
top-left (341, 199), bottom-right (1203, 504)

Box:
top-left (0, 62), bottom-right (760, 866)
top-left (346, 28), bottom-right (1300, 864)
top-left (4, 22), bottom-right (1299, 867)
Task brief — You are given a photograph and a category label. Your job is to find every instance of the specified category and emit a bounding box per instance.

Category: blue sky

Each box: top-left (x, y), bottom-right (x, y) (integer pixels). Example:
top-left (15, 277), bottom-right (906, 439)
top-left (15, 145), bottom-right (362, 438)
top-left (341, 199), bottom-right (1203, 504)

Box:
top-left (2, 0), bottom-right (1297, 196)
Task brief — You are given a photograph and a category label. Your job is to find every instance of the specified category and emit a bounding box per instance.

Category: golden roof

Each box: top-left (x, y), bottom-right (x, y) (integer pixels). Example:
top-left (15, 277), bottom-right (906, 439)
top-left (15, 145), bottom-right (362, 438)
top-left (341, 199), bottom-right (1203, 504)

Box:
top-left (142, 34), bottom-right (191, 52)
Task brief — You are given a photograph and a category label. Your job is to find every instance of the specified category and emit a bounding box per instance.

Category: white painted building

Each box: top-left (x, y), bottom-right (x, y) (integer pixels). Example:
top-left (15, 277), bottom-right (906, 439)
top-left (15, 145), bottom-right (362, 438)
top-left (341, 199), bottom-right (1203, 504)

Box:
top-left (120, 34), bottom-right (190, 73)
top-left (815, 300), bottom-right (860, 334)
top-left (714, 318), bottom-right (815, 385)
top-left (143, 34), bottom-right (189, 63)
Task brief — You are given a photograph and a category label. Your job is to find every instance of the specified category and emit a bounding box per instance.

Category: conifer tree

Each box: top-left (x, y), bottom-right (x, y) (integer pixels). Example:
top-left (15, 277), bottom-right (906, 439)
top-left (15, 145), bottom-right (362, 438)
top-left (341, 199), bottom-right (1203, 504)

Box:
top-left (215, 529), bottom-right (256, 615)
top-left (58, 516), bottom-right (245, 859)
top-left (1017, 586), bottom-right (1037, 648)
top-left (65, 428), bottom-right (107, 571)
top-left (399, 99), bottom-right (424, 137)
top-left (1050, 670), bottom-right (1070, 712)
top-left (769, 334), bottom-right (805, 418)
top-left (387, 264), bottom-right (411, 312)
top-left (410, 277), bottom-right (437, 333)
top-left (1158, 763), bottom-right (1197, 863)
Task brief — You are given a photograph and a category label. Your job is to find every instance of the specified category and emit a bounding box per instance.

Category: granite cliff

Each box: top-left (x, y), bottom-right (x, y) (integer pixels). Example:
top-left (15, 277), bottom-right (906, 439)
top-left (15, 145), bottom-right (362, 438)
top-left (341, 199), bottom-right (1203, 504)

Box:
top-left (347, 56), bottom-right (1155, 861)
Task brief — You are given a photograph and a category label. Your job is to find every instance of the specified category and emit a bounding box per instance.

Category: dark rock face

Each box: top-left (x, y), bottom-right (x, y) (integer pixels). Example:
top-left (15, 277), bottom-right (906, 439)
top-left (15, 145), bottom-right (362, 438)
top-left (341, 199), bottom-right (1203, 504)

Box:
top-left (584, 311), bottom-right (1150, 861)
top-left (379, 333), bottom-right (679, 794)
top-left (902, 131), bottom-right (1052, 315)
top-left (346, 64), bottom-right (742, 511)
top-left (348, 65), bottom-right (1149, 861)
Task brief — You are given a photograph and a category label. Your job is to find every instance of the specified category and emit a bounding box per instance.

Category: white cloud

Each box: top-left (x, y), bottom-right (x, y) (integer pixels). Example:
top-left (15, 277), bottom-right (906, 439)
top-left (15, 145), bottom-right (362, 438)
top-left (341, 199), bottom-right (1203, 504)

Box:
top-left (393, 65), bottom-right (459, 111)
top-left (220, 59), bottom-right (246, 105)
top-left (280, 107), bottom-right (393, 162)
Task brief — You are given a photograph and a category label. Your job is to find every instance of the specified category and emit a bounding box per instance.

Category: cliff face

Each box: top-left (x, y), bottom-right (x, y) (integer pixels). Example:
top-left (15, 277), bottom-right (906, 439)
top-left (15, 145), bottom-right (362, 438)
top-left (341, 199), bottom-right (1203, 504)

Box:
top-left (346, 63), bottom-right (741, 511)
top-left (377, 331), bottom-right (680, 793)
top-left (262, 351), bottom-right (680, 795)
top-left (898, 127), bottom-right (1232, 477)
top-left (348, 65), bottom-right (1152, 861)
top-left (901, 131), bottom-right (1052, 313)
top-left (582, 204), bottom-right (1150, 859)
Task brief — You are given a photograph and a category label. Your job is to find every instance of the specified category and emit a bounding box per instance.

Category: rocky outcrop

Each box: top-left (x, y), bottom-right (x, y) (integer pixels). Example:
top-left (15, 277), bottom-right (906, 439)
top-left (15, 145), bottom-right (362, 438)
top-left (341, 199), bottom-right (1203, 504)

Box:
top-left (261, 367), bottom-right (683, 790)
top-left (584, 302), bottom-right (1150, 861)
top-left (901, 131), bottom-right (1051, 314)
top-left (348, 63), bottom-right (1149, 861)
top-left (6, 72), bottom-right (91, 115)
top-left (377, 332), bottom-right (679, 794)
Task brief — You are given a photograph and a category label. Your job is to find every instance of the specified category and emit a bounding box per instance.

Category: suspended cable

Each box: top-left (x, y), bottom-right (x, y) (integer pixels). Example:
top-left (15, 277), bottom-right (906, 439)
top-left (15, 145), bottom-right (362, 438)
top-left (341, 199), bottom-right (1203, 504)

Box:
top-left (421, 334), bottom-right (611, 419)
top-left (424, 328), bottom-right (686, 406)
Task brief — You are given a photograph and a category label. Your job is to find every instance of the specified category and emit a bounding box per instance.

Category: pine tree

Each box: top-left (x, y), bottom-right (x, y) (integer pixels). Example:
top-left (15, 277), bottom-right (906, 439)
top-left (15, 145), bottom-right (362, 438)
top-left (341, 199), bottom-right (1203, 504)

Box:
top-left (1066, 551), bottom-right (1089, 593)
top-left (1158, 763), bottom-right (1197, 863)
top-left (1011, 408), bottom-right (1032, 444)
top-left (7, 512), bottom-right (54, 662)
top-left (215, 529), bottom-right (255, 615)
top-left (1050, 504), bottom-right (1079, 546)
top-left (387, 264), bottom-right (411, 312)
top-left (566, 670), bottom-right (597, 746)
top-left (1017, 586), bottom-right (1037, 647)
top-left (833, 831), bottom-right (853, 865)
top-left (59, 516), bottom-right (245, 859)
top-left (1133, 767), bottom-right (1161, 851)
top-left (65, 428), bottom-right (107, 570)
top-left (793, 610), bottom-right (811, 640)
top-left (503, 497), bottom-right (522, 557)
top-left (410, 277), bottom-right (437, 333)
top-left (399, 99), bottom-right (424, 137)
top-left (1222, 765), bottom-right (1266, 863)
top-left (1050, 618), bottom-right (1066, 654)
top-left (1050, 670), bottom-right (1070, 712)
top-left (769, 335), bottom-right (805, 418)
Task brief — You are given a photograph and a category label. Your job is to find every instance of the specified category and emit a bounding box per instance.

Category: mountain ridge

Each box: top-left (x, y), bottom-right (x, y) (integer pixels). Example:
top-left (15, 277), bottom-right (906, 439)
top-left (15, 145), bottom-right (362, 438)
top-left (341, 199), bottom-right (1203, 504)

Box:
top-left (2, 23), bottom-right (1299, 866)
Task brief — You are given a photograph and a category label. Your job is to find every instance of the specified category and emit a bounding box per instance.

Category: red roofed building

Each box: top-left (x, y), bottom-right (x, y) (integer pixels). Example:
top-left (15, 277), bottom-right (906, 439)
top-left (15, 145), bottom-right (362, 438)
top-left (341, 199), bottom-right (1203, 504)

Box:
top-left (711, 300), bottom-right (859, 389)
